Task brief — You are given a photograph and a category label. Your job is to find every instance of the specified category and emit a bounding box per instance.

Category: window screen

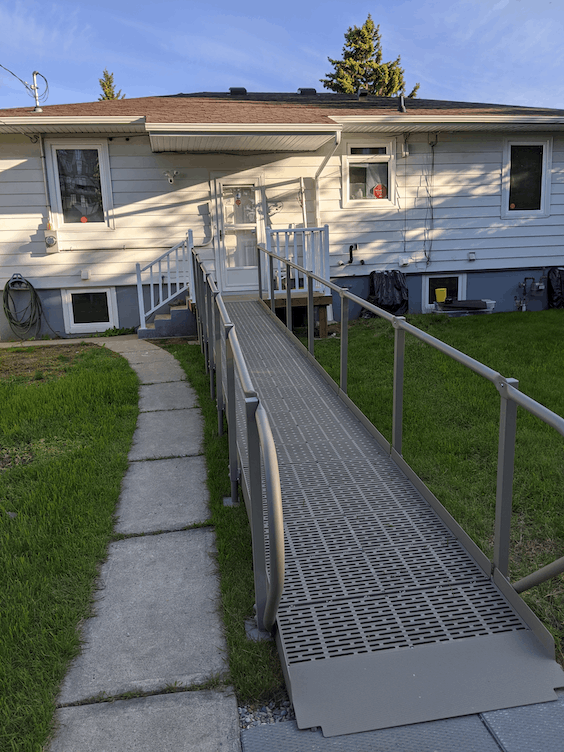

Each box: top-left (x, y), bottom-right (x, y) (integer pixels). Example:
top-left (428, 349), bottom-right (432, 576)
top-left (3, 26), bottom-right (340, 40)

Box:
top-left (349, 163), bottom-right (389, 200)
top-left (56, 149), bottom-right (105, 223)
top-left (509, 145), bottom-right (543, 211)
top-left (71, 292), bottom-right (110, 324)
top-left (223, 186), bottom-right (255, 225)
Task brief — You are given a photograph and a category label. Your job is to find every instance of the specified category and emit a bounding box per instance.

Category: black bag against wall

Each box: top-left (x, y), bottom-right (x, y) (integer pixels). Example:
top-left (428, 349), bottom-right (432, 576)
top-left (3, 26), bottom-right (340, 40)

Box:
top-left (547, 267), bottom-right (564, 309)
top-left (362, 271), bottom-right (409, 316)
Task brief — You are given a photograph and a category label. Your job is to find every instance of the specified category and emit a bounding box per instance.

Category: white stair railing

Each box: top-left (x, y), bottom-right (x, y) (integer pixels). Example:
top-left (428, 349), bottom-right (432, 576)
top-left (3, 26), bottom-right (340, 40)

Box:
top-left (265, 226), bottom-right (330, 297)
top-left (136, 231), bottom-right (194, 329)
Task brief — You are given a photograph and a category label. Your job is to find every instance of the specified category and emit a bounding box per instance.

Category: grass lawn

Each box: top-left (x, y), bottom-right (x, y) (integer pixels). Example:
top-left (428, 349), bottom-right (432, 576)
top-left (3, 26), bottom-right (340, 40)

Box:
top-left (312, 309), bottom-right (564, 663)
top-left (0, 344), bottom-right (138, 752)
top-left (159, 341), bottom-right (286, 704)
top-left (3, 310), bottom-right (560, 750)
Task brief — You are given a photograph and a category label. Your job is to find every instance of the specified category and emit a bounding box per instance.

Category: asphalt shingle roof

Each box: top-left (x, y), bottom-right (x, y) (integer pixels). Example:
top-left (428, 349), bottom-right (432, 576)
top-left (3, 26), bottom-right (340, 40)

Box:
top-left (1, 92), bottom-right (564, 123)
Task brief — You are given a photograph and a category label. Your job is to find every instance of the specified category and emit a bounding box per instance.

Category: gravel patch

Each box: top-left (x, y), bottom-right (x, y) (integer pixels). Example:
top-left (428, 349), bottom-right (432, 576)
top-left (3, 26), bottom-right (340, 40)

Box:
top-left (238, 698), bottom-right (295, 729)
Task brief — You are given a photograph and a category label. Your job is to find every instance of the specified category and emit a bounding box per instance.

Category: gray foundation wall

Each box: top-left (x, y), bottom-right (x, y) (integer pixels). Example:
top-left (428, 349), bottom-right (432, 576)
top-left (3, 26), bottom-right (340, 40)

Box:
top-left (0, 285), bottom-right (156, 341)
top-left (330, 267), bottom-right (551, 320)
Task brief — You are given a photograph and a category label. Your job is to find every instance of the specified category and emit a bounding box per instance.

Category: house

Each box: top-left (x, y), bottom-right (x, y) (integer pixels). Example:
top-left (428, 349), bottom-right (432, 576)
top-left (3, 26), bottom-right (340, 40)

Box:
top-left (1, 89), bottom-right (564, 339)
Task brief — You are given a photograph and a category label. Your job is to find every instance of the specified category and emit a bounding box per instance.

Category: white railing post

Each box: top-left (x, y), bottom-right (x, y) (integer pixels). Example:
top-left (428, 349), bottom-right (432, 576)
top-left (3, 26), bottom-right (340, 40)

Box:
top-left (322, 225), bottom-right (330, 294)
top-left (149, 266), bottom-right (155, 312)
top-left (187, 231), bottom-right (194, 298)
top-left (136, 263), bottom-right (146, 329)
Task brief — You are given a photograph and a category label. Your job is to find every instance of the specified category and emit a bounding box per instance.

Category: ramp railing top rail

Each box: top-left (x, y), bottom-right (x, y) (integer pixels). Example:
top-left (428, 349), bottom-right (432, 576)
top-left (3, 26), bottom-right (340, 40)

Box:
top-left (190, 245), bottom-right (284, 634)
top-left (256, 242), bottom-right (564, 597)
top-left (264, 226), bottom-right (330, 297)
top-left (136, 231), bottom-right (193, 330)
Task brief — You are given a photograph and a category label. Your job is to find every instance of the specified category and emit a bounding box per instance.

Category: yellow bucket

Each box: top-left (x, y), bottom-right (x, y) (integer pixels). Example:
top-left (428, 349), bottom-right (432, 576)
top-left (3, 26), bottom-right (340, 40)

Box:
top-left (435, 288), bottom-right (447, 303)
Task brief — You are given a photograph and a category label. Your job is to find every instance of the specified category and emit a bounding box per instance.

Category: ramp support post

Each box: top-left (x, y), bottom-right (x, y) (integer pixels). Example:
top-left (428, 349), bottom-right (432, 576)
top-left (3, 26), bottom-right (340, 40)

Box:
top-left (392, 318), bottom-right (406, 455)
top-left (340, 295), bottom-right (349, 393)
top-left (225, 327), bottom-right (239, 504)
top-left (494, 377), bottom-right (519, 578)
top-left (246, 394), bottom-right (268, 631)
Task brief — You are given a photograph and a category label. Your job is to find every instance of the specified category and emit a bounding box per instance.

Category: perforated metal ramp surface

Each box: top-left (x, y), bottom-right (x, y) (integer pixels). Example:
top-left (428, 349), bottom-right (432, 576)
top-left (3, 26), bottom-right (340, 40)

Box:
top-left (226, 300), bottom-right (563, 738)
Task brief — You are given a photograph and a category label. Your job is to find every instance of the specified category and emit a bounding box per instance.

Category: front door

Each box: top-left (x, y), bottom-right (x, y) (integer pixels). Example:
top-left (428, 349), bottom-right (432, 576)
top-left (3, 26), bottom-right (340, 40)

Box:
top-left (214, 177), bottom-right (264, 293)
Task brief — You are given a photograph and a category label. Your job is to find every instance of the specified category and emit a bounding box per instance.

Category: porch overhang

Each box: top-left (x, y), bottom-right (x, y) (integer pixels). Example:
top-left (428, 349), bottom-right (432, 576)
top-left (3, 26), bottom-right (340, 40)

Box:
top-left (0, 116), bottom-right (147, 135)
top-left (147, 123), bottom-right (340, 153)
top-left (331, 115), bottom-right (564, 134)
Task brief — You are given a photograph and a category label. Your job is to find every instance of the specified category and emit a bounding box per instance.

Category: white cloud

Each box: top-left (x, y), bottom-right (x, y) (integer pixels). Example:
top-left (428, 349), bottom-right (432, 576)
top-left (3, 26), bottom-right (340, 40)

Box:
top-left (0, 1), bottom-right (94, 61)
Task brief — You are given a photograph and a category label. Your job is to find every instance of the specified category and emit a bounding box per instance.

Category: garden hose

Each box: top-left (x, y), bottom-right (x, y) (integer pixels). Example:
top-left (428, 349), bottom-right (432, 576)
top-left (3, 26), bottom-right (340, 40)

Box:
top-left (2, 274), bottom-right (59, 340)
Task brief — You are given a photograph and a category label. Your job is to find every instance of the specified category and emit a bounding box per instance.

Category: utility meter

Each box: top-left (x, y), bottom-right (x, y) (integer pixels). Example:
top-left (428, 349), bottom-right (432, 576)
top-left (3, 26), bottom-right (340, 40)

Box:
top-left (44, 229), bottom-right (59, 254)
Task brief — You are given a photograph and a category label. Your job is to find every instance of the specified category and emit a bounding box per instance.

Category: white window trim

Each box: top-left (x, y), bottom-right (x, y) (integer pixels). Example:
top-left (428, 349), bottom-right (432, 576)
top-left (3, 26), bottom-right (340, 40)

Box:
top-left (45, 140), bottom-right (115, 231)
top-left (501, 137), bottom-right (552, 219)
top-left (61, 287), bottom-right (119, 334)
top-left (422, 273), bottom-right (467, 313)
top-left (341, 140), bottom-right (396, 209)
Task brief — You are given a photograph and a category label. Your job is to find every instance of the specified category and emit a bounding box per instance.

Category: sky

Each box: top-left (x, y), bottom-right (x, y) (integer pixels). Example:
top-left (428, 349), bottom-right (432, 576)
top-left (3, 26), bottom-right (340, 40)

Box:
top-left (1, 0), bottom-right (564, 111)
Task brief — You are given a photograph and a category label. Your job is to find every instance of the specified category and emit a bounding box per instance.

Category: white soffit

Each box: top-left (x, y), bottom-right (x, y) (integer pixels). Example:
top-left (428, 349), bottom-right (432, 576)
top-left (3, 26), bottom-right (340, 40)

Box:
top-left (0, 117), bottom-right (146, 135)
top-left (332, 116), bottom-right (564, 134)
top-left (148, 127), bottom-right (338, 153)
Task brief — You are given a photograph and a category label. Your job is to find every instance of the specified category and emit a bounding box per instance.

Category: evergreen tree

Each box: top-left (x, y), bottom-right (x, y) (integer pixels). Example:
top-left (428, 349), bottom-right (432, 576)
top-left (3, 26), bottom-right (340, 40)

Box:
top-left (98, 69), bottom-right (125, 101)
top-left (321, 15), bottom-right (419, 98)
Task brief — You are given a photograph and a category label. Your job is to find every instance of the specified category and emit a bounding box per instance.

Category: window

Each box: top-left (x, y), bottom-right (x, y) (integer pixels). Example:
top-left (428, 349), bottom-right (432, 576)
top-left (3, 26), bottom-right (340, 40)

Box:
top-left (342, 142), bottom-right (396, 209)
top-left (61, 288), bottom-right (118, 333)
top-left (502, 139), bottom-right (552, 218)
top-left (422, 274), bottom-right (467, 313)
top-left (46, 141), bottom-right (114, 230)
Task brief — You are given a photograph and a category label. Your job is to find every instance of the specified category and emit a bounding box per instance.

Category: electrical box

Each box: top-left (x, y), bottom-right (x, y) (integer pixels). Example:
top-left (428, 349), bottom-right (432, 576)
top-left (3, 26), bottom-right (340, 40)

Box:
top-left (44, 229), bottom-right (59, 254)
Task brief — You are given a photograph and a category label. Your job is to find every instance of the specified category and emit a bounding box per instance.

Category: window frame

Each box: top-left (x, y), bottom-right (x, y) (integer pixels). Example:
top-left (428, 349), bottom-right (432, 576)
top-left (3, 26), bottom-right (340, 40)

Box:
top-left (341, 140), bottom-right (396, 210)
top-left (46, 140), bottom-right (115, 231)
top-left (421, 273), bottom-right (467, 313)
top-left (61, 287), bottom-right (119, 333)
top-left (501, 137), bottom-right (552, 219)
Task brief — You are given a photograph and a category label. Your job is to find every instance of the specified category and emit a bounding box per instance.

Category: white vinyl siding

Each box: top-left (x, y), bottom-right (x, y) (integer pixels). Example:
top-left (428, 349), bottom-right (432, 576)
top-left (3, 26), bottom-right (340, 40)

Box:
top-left (320, 132), bottom-right (564, 275)
top-left (3, 131), bottom-right (564, 297)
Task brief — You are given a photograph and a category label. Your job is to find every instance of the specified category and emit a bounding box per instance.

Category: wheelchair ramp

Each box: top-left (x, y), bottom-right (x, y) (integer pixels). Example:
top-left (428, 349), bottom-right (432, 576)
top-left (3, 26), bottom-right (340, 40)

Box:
top-left (225, 299), bottom-right (564, 738)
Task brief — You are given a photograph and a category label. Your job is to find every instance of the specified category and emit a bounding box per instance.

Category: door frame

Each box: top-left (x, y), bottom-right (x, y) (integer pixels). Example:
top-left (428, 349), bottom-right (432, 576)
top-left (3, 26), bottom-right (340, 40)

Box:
top-left (211, 171), bottom-right (267, 293)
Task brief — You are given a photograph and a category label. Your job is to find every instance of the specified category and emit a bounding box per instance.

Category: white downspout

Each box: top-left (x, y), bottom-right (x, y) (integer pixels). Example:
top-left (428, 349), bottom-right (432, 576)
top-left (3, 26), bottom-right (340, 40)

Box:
top-left (38, 134), bottom-right (53, 227)
top-left (299, 176), bottom-right (307, 228)
top-left (314, 131), bottom-right (341, 228)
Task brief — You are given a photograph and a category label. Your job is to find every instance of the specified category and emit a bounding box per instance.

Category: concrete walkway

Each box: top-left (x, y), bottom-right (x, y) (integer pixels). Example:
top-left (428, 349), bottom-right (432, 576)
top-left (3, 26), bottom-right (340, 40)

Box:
top-left (32, 337), bottom-right (242, 752)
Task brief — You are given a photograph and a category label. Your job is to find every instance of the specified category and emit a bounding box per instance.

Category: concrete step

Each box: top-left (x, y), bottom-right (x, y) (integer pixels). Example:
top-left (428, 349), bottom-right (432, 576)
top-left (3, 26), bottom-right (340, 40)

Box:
top-left (138, 300), bottom-right (197, 339)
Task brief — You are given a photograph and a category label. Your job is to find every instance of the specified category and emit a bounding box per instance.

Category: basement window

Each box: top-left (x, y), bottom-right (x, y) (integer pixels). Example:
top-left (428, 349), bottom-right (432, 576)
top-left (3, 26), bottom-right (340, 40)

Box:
top-left (342, 142), bottom-right (396, 209)
top-left (61, 288), bottom-right (118, 333)
top-left (502, 139), bottom-right (552, 218)
top-left (422, 274), bottom-right (467, 313)
top-left (46, 140), bottom-right (114, 229)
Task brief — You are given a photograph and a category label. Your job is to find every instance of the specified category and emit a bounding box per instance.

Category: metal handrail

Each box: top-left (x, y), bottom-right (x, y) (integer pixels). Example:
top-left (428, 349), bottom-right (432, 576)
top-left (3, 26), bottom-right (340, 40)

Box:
top-left (256, 241), bottom-right (564, 594)
top-left (190, 246), bottom-right (285, 633)
top-left (256, 404), bottom-right (285, 633)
